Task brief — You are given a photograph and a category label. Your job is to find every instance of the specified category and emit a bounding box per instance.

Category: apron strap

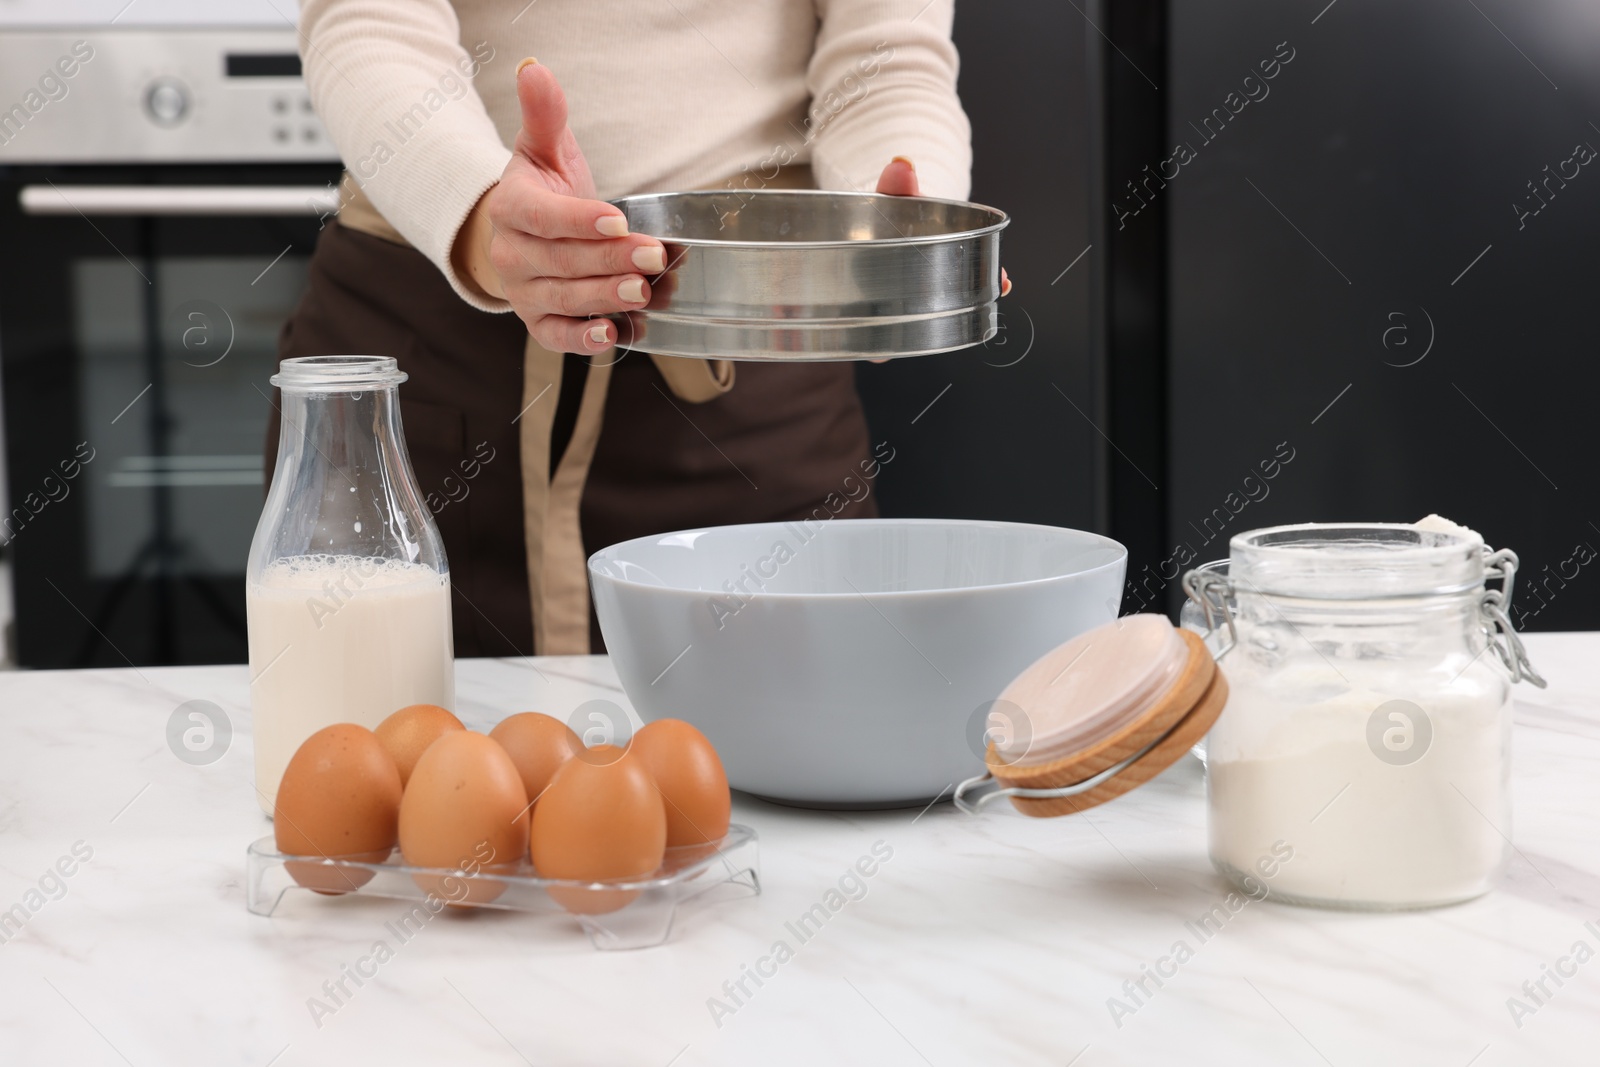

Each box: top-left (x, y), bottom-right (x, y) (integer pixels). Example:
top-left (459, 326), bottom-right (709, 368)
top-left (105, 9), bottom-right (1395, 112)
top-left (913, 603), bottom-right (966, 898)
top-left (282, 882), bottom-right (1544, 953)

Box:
top-left (515, 342), bottom-right (561, 654)
top-left (651, 353), bottom-right (734, 401)
top-left (525, 340), bottom-right (613, 654)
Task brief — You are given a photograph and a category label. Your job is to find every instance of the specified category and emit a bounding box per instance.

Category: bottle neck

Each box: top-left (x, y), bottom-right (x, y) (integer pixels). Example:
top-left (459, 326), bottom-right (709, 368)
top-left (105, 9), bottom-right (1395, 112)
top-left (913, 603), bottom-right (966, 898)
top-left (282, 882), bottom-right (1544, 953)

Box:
top-left (257, 382), bottom-right (442, 573)
top-left (275, 385), bottom-right (402, 480)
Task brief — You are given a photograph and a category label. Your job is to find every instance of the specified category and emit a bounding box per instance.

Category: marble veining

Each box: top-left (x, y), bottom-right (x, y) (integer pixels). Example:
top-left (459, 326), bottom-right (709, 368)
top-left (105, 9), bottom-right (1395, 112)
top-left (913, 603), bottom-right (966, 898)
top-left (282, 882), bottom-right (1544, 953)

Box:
top-left (0, 638), bottom-right (1595, 1065)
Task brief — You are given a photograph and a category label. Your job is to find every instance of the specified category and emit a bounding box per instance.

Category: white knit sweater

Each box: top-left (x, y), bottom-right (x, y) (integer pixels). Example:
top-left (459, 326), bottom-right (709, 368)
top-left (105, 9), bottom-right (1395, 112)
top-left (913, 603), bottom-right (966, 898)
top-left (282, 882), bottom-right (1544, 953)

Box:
top-left (298, 0), bottom-right (973, 311)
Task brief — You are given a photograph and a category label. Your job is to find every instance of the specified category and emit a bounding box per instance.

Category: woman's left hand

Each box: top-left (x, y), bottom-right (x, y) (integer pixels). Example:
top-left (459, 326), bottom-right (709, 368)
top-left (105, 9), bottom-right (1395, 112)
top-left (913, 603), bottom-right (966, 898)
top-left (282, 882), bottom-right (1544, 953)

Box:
top-left (875, 157), bottom-right (1011, 297)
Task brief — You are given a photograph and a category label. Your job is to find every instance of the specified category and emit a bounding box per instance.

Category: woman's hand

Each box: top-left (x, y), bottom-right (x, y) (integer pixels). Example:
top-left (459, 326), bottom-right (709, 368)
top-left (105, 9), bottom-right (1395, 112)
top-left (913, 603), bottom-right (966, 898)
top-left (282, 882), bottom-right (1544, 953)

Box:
top-left (451, 60), bottom-right (663, 353)
top-left (875, 156), bottom-right (1011, 297)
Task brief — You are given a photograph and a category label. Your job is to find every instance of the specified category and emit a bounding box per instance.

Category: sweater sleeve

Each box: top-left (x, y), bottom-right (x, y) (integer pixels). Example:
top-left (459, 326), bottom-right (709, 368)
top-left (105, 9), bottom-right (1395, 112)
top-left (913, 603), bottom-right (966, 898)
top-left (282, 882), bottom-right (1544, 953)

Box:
top-left (806, 0), bottom-right (972, 201)
top-left (299, 0), bottom-right (515, 311)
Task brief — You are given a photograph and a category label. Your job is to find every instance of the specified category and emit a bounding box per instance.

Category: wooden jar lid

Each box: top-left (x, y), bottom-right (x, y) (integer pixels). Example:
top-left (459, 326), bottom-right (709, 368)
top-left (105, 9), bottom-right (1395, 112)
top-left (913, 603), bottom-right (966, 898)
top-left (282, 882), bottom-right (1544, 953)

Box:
top-left (983, 619), bottom-right (1228, 817)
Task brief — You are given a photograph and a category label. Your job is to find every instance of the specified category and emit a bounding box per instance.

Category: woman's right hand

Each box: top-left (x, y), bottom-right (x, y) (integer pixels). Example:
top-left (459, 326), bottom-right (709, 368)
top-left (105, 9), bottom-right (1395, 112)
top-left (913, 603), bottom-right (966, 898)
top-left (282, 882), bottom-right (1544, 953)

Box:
top-left (451, 59), bottom-right (664, 354)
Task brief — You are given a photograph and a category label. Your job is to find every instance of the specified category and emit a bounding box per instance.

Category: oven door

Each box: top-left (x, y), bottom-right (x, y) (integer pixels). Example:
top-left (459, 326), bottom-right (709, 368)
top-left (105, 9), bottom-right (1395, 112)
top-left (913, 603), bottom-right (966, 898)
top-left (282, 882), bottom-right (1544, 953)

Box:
top-left (0, 165), bottom-right (341, 667)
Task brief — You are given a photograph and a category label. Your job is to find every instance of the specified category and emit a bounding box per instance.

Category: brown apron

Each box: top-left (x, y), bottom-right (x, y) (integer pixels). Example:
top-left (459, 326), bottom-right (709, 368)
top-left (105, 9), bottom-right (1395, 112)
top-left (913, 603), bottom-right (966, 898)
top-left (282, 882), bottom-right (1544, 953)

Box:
top-left (269, 170), bottom-right (878, 656)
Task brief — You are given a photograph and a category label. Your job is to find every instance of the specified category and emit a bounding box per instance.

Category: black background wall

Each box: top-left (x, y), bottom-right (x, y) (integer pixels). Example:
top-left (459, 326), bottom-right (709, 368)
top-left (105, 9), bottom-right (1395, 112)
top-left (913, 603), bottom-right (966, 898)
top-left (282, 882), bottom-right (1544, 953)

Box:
top-left (1166, 0), bottom-right (1600, 630)
top-left (862, 0), bottom-right (1600, 632)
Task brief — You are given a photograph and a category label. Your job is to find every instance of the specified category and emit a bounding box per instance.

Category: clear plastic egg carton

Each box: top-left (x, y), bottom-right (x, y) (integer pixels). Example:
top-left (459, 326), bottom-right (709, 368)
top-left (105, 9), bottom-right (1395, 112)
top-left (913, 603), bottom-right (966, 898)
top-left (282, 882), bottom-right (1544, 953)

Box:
top-left (246, 824), bottom-right (759, 950)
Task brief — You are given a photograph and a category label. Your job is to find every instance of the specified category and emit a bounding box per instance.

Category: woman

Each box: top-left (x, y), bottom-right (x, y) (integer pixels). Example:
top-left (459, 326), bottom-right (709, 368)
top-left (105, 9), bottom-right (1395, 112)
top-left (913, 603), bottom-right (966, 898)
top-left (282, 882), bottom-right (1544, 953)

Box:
top-left (277, 0), bottom-right (989, 655)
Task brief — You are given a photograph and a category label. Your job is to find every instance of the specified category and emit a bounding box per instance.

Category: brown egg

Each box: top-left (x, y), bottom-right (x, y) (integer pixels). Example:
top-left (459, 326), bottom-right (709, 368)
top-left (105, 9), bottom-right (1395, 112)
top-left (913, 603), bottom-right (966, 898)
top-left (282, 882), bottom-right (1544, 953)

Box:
top-left (399, 731), bottom-right (529, 905)
top-left (275, 724), bottom-right (402, 895)
top-left (375, 703), bottom-right (465, 787)
top-left (489, 712), bottom-right (581, 804)
top-left (631, 719), bottom-right (731, 851)
top-left (532, 745), bottom-right (666, 914)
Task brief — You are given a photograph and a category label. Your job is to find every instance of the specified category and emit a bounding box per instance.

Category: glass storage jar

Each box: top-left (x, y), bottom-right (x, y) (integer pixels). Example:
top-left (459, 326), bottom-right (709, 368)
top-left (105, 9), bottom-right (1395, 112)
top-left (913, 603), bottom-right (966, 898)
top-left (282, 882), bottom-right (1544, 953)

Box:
top-left (1184, 522), bottom-right (1543, 910)
top-left (247, 356), bottom-right (453, 814)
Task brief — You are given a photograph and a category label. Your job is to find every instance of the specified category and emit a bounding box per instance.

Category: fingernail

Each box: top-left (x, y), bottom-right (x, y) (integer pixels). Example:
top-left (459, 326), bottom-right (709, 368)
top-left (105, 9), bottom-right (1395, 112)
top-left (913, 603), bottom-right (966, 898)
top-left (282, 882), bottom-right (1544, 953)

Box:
top-left (631, 245), bottom-right (666, 273)
top-left (596, 214), bottom-right (629, 237)
top-left (517, 57), bottom-right (539, 74)
top-left (588, 323), bottom-right (610, 346)
top-left (891, 155), bottom-right (916, 170)
top-left (617, 277), bottom-right (646, 303)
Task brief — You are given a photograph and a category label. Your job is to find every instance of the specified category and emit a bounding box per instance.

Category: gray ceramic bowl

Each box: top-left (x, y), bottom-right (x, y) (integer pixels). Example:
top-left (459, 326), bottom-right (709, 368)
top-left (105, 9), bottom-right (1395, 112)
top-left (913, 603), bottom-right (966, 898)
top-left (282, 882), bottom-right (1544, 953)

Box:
top-left (589, 519), bottom-right (1127, 808)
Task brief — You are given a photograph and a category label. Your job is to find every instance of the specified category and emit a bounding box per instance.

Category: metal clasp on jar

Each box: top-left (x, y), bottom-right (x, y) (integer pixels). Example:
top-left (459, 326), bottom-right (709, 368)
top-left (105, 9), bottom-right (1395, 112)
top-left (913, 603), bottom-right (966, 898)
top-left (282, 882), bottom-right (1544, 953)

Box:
top-left (1481, 548), bottom-right (1546, 687)
top-left (1181, 564), bottom-right (1238, 660)
top-left (1179, 545), bottom-right (1547, 687)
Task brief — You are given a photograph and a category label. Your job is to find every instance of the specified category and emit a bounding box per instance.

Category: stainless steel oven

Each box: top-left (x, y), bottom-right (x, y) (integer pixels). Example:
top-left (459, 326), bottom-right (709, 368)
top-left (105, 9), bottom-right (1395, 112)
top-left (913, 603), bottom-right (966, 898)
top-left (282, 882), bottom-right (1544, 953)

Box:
top-left (0, 28), bottom-right (341, 666)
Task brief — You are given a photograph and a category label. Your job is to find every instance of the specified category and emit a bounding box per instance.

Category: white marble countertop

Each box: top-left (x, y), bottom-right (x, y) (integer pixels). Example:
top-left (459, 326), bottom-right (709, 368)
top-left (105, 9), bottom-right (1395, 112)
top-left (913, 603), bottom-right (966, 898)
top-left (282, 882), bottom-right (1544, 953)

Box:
top-left (1, 635), bottom-right (1597, 1066)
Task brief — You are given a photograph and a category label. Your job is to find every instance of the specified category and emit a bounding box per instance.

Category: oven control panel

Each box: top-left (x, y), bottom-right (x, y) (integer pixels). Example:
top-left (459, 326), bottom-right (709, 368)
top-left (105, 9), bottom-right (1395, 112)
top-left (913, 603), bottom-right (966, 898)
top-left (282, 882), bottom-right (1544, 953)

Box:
top-left (0, 29), bottom-right (343, 163)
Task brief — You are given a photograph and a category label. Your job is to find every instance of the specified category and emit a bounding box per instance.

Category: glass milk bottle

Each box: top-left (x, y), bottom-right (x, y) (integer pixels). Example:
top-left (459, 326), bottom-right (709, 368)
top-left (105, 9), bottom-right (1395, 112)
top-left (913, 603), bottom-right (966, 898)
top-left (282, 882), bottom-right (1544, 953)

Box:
top-left (247, 356), bottom-right (453, 813)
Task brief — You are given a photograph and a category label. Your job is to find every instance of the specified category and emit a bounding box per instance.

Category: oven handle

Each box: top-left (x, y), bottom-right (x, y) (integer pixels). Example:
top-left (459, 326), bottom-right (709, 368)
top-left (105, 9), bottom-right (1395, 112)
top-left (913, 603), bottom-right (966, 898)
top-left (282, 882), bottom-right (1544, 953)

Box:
top-left (19, 185), bottom-right (342, 217)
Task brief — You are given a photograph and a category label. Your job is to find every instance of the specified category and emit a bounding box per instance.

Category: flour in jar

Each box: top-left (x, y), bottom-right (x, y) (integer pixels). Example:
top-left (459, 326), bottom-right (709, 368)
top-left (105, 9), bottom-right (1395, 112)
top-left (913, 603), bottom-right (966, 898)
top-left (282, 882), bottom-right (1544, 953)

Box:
top-left (1206, 672), bottom-right (1511, 907)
